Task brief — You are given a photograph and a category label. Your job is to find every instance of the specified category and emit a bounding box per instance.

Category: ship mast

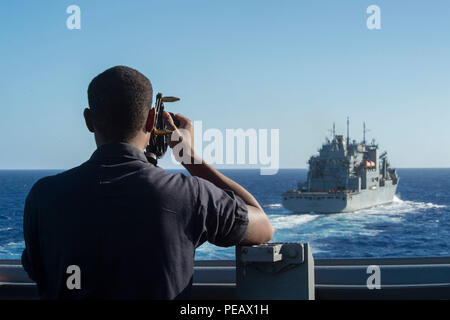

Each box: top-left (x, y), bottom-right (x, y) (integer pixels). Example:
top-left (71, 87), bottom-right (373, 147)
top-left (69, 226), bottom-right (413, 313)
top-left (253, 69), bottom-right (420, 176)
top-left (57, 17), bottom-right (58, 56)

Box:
top-left (346, 117), bottom-right (350, 145)
top-left (363, 122), bottom-right (370, 145)
top-left (327, 122), bottom-right (336, 141)
top-left (363, 122), bottom-right (366, 144)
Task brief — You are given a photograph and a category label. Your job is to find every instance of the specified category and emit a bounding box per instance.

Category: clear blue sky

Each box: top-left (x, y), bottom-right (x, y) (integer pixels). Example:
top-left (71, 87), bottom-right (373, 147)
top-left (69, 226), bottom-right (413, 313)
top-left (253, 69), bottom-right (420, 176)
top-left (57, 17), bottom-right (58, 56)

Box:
top-left (0, 0), bottom-right (449, 169)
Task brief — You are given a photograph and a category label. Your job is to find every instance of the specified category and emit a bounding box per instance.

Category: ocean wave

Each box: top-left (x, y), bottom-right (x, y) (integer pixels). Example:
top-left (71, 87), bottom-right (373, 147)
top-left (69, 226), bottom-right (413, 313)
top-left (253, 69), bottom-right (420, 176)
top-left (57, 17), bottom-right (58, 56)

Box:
top-left (393, 195), bottom-right (447, 209)
top-left (357, 229), bottom-right (381, 237)
top-left (0, 241), bottom-right (24, 259)
top-left (357, 195), bottom-right (447, 217)
top-left (269, 214), bottom-right (319, 230)
top-left (263, 203), bottom-right (283, 209)
top-left (2, 241), bottom-right (25, 249)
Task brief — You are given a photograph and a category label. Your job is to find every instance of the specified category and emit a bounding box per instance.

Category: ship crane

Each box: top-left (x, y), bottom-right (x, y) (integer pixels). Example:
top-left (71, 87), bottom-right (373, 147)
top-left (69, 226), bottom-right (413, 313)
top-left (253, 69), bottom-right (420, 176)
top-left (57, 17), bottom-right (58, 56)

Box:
top-left (379, 151), bottom-right (389, 178)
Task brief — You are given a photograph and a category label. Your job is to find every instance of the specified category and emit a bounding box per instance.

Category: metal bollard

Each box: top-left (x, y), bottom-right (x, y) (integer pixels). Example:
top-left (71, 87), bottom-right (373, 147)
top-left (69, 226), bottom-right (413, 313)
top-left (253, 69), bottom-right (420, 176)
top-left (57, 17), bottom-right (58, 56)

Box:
top-left (236, 243), bottom-right (315, 300)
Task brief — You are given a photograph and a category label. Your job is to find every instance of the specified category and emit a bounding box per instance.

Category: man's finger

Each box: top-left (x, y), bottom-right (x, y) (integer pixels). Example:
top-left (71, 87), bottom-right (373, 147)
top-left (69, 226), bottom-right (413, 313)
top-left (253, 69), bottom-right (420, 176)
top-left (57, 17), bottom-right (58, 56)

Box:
top-left (163, 112), bottom-right (177, 131)
top-left (174, 113), bottom-right (192, 128)
top-left (162, 112), bottom-right (184, 148)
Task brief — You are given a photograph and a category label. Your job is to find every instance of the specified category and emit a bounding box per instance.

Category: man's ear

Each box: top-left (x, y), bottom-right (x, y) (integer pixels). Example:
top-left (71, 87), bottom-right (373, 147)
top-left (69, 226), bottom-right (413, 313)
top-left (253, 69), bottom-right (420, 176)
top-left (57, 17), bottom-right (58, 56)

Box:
top-left (83, 108), bottom-right (95, 133)
top-left (145, 108), bottom-right (155, 133)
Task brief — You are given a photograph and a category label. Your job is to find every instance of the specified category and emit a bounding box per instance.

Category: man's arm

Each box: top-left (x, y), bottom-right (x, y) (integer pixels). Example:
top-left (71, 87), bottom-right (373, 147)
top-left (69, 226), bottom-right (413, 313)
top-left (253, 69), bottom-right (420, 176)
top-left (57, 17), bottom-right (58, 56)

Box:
top-left (164, 112), bottom-right (274, 245)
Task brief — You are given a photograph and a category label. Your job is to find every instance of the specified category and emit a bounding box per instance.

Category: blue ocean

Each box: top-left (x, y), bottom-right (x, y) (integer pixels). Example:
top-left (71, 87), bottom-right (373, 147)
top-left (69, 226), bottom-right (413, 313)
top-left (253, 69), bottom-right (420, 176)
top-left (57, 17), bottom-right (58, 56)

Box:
top-left (0, 169), bottom-right (449, 260)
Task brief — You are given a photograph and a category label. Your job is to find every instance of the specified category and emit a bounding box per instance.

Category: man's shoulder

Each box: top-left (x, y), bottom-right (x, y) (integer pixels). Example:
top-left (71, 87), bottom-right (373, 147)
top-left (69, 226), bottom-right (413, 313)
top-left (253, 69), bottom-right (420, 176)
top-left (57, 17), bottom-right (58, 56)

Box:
top-left (26, 174), bottom-right (56, 205)
top-left (28, 172), bottom-right (59, 195)
top-left (140, 167), bottom-right (201, 195)
top-left (27, 164), bottom-right (88, 198)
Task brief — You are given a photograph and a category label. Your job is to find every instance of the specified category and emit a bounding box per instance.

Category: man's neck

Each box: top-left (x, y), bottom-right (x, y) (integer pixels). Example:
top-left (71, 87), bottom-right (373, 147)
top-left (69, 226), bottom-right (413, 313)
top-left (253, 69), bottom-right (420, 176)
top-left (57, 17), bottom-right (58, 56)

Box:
top-left (95, 135), bottom-right (148, 152)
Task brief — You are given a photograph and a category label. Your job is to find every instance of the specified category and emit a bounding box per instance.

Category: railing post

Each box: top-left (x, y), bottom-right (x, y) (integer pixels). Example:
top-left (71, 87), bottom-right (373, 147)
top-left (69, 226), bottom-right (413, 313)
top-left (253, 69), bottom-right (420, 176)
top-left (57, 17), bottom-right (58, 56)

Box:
top-left (236, 243), bottom-right (315, 300)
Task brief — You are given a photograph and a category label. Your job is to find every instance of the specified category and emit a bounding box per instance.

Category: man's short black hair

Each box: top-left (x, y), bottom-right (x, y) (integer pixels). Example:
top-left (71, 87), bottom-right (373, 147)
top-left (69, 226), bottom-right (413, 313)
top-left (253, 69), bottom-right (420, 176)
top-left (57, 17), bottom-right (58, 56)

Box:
top-left (88, 66), bottom-right (153, 141)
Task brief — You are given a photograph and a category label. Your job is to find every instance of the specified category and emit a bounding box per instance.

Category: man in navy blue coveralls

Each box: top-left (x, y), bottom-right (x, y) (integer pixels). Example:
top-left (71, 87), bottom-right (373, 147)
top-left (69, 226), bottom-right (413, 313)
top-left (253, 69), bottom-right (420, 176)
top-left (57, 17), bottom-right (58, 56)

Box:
top-left (21, 66), bottom-right (273, 299)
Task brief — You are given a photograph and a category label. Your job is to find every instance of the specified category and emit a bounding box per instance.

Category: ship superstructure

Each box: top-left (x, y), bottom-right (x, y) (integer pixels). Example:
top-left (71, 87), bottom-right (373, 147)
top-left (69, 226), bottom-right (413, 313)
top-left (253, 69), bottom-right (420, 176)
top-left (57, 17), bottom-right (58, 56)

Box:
top-left (282, 120), bottom-right (399, 213)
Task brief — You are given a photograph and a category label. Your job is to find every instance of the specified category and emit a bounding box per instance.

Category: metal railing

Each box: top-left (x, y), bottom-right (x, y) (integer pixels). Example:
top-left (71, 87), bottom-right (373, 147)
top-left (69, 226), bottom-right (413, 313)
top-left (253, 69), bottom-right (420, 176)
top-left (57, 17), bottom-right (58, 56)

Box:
top-left (1, 246), bottom-right (450, 300)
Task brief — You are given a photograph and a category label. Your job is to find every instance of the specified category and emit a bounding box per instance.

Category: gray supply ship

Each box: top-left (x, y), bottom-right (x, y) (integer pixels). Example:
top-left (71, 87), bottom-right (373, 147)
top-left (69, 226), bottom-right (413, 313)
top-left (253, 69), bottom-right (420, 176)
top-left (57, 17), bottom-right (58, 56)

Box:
top-left (282, 119), bottom-right (399, 213)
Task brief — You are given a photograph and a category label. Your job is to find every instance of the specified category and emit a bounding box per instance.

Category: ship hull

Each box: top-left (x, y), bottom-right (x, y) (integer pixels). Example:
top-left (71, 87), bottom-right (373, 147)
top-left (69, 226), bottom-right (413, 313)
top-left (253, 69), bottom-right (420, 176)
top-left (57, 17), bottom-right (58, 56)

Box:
top-left (282, 181), bottom-right (398, 214)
